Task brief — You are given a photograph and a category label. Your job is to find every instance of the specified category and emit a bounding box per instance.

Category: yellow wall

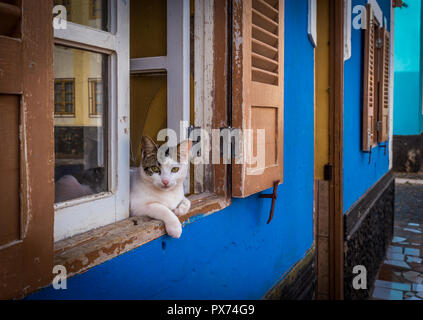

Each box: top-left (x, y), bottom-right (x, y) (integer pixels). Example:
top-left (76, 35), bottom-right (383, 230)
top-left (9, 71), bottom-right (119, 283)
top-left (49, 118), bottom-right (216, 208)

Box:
top-left (314, 0), bottom-right (330, 180)
top-left (55, 0), bottom-right (105, 30)
top-left (54, 45), bottom-right (103, 128)
top-left (129, 0), bottom-right (195, 167)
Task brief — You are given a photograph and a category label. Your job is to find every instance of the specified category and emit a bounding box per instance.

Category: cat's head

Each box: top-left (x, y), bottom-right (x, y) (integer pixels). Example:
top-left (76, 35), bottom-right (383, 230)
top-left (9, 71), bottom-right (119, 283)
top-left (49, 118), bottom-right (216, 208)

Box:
top-left (139, 136), bottom-right (191, 191)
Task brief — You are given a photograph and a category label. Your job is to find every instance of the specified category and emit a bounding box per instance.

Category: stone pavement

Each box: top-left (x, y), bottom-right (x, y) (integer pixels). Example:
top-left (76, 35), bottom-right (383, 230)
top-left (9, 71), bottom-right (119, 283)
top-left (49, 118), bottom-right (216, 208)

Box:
top-left (372, 176), bottom-right (423, 300)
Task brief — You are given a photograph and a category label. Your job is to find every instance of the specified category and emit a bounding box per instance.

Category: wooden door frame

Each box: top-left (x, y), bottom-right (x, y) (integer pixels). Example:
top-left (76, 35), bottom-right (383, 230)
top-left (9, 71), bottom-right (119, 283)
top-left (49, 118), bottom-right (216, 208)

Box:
top-left (328, 0), bottom-right (344, 300)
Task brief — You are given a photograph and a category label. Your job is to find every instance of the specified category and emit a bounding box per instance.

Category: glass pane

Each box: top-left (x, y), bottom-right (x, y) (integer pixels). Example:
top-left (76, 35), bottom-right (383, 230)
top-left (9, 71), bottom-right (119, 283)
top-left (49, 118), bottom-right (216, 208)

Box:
top-left (54, 45), bottom-right (108, 203)
top-left (55, 104), bottom-right (62, 113)
top-left (130, 0), bottom-right (167, 58)
top-left (53, 0), bottom-right (109, 31)
top-left (130, 73), bottom-right (167, 167)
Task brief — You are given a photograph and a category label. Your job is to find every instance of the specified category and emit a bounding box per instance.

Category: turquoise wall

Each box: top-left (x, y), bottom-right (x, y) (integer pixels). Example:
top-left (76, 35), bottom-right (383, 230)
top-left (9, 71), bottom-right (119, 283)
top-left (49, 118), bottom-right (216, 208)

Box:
top-left (28, 0), bottom-right (315, 300)
top-left (393, 0), bottom-right (423, 135)
top-left (343, 0), bottom-right (390, 212)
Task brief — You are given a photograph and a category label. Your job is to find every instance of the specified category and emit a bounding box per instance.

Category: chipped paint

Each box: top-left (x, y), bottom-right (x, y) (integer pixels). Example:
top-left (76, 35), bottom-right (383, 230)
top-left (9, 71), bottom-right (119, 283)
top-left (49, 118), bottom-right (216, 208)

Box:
top-left (53, 194), bottom-right (230, 280)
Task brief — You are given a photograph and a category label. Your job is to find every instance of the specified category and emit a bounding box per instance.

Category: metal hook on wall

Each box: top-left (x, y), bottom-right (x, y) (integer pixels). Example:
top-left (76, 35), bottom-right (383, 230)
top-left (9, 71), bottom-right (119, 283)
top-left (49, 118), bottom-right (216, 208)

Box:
top-left (259, 180), bottom-right (280, 224)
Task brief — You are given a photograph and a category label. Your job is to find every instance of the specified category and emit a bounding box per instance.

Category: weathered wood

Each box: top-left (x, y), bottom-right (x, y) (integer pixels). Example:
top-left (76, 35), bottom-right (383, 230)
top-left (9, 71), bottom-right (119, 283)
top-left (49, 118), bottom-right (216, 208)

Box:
top-left (0, 0), bottom-right (54, 300)
top-left (232, 0), bottom-right (284, 198)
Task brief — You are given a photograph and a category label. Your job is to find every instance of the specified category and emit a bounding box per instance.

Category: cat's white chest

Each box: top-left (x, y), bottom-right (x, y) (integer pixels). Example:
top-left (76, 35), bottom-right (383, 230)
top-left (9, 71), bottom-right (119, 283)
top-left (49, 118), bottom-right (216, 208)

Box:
top-left (130, 169), bottom-right (184, 212)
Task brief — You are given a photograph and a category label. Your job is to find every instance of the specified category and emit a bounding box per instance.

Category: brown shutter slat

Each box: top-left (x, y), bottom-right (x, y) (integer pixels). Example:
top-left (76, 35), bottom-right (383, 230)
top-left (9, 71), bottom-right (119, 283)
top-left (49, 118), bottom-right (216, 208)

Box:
top-left (378, 28), bottom-right (390, 143)
top-left (232, 0), bottom-right (284, 198)
top-left (362, 3), bottom-right (377, 151)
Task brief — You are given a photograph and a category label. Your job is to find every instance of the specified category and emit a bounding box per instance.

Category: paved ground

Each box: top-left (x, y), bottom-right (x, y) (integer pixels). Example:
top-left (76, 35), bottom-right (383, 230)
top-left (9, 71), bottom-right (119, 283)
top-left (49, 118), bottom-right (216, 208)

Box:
top-left (372, 176), bottom-right (423, 300)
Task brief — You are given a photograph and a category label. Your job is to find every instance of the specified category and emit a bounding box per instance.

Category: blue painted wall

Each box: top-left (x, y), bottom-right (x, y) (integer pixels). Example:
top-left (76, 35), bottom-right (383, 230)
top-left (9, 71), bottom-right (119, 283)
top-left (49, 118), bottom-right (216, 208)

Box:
top-left (393, 0), bottom-right (423, 136)
top-left (28, 0), bottom-right (315, 300)
top-left (343, 0), bottom-right (390, 212)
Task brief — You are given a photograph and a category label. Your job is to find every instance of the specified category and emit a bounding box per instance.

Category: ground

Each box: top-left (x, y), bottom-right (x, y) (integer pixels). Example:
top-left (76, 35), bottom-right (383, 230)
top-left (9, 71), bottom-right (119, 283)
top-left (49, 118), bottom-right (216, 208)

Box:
top-left (371, 174), bottom-right (423, 300)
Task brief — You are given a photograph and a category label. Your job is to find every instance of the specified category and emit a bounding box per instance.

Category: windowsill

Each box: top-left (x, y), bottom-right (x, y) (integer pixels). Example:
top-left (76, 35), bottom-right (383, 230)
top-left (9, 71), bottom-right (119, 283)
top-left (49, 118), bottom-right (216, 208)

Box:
top-left (54, 192), bottom-right (230, 279)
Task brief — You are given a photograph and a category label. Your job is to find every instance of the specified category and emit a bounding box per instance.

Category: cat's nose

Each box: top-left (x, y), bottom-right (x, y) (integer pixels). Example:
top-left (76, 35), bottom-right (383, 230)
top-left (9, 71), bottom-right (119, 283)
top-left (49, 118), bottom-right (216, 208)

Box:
top-left (162, 179), bottom-right (169, 186)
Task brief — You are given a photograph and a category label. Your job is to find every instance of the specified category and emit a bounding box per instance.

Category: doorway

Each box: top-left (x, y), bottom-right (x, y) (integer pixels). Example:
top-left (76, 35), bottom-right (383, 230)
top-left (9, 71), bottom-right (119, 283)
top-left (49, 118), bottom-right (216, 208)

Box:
top-left (314, 0), bottom-right (344, 300)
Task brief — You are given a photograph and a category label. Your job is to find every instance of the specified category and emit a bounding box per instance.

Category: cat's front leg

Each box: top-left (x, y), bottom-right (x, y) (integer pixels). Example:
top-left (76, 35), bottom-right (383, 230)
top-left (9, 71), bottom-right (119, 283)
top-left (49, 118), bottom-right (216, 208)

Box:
top-left (174, 197), bottom-right (191, 217)
top-left (132, 203), bottom-right (182, 238)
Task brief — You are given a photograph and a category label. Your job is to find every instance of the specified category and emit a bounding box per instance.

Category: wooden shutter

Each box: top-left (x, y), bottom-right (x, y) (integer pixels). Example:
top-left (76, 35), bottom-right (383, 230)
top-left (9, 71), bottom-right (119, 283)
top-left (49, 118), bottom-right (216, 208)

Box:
top-left (378, 28), bottom-right (390, 143)
top-left (362, 3), bottom-right (377, 151)
top-left (0, 1), bottom-right (54, 299)
top-left (232, 0), bottom-right (284, 197)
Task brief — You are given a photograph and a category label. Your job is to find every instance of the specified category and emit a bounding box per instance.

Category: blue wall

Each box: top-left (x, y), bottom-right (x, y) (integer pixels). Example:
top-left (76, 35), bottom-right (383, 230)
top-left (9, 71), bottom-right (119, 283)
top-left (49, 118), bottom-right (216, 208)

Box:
top-left (28, 0), bottom-right (315, 300)
top-left (343, 0), bottom-right (390, 212)
top-left (393, 0), bottom-right (423, 136)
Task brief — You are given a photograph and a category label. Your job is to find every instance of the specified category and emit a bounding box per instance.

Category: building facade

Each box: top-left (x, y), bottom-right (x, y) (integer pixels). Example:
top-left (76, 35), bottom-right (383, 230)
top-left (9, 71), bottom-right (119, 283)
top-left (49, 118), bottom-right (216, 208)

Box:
top-left (0, 0), bottom-right (396, 300)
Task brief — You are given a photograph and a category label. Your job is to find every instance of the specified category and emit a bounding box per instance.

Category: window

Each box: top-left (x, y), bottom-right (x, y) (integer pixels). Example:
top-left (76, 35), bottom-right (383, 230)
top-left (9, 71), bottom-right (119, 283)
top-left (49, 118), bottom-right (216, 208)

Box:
top-left (54, 79), bottom-right (75, 116)
top-left (88, 79), bottom-right (103, 116)
top-left (53, 0), bottom-right (129, 241)
top-left (362, 3), bottom-right (391, 151)
top-left (90, 0), bottom-right (103, 19)
top-left (130, 0), bottom-right (193, 193)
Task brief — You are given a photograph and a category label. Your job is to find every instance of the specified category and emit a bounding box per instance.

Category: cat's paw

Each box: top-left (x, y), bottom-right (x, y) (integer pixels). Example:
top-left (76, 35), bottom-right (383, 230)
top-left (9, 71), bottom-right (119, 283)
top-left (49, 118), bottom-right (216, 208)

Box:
top-left (166, 220), bottom-right (182, 239)
top-left (174, 198), bottom-right (191, 216)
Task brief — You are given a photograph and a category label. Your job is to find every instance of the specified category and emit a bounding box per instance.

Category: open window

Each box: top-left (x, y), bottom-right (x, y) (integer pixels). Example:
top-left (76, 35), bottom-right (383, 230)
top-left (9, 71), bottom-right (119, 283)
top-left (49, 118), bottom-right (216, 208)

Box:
top-left (129, 0), bottom-right (231, 200)
top-left (362, 3), bottom-right (390, 151)
top-left (53, 0), bottom-right (130, 241)
top-left (1, 0), bottom-right (288, 297)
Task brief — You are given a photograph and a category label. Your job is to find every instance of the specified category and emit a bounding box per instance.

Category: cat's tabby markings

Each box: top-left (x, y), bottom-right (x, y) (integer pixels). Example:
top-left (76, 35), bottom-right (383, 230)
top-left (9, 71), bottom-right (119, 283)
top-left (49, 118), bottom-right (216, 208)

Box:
top-left (130, 136), bottom-right (191, 238)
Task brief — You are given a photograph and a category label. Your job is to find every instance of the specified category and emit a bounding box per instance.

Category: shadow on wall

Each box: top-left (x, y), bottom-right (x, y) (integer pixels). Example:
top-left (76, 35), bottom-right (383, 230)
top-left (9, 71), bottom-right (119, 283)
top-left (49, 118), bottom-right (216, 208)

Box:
top-left (393, 133), bottom-right (423, 172)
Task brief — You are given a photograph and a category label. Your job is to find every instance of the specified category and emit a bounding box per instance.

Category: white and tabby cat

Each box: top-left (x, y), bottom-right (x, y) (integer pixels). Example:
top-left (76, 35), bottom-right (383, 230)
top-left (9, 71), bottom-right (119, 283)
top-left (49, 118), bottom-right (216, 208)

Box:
top-left (130, 136), bottom-right (191, 238)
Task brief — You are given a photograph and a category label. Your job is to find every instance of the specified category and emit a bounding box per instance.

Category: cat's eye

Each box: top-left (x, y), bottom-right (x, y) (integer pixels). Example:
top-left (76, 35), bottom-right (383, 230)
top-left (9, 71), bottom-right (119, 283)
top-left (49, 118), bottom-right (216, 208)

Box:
top-left (171, 167), bottom-right (180, 173)
top-left (151, 166), bottom-right (160, 173)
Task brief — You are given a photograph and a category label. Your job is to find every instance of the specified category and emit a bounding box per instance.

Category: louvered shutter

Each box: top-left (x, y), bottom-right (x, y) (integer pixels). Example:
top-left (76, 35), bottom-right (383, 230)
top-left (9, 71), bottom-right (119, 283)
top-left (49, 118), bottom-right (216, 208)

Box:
top-left (378, 28), bottom-right (390, 143)
top-left (232, 0), bottom-right (284, 197)
top-left (362, 3), bottom-right (377, 151)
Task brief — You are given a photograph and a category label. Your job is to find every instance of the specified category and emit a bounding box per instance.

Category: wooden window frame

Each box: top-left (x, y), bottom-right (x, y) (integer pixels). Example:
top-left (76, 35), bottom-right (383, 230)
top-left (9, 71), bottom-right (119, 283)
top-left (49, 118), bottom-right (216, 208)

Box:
top-left (54, 0), bottom-right (231, 279)
top-left (88, 78), bottom-right (103, 117)
top-left (89, 0), bottom-right (102, 19)
top-left (54, 78), bottom-right (75, 117)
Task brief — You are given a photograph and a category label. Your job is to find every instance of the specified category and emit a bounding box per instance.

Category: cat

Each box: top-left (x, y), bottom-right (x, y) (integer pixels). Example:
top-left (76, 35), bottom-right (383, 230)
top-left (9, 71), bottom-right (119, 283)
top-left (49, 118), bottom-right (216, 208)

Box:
top-left (130, 136), bottom-right (192, 238)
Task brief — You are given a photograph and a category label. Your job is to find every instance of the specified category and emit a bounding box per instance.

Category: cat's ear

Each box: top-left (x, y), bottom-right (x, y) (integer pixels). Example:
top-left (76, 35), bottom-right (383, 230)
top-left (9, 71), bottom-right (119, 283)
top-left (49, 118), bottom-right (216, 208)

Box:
top-left (177, 140), bottom-right (192, 164)
top-left (141, 136), bottom-right (158, 158)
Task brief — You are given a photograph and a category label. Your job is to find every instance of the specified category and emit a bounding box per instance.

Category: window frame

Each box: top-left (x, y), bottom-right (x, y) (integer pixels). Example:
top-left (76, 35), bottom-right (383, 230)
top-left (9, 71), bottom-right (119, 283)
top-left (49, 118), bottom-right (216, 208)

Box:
top-left (362, 1), bottom-right (388, 151)
top-left (54, 78), bottom-right (76, 117)
top-left (53, 0), bottom-right (231, 278)
top-left (88, 78), bottom-right (103, 117)
top-left (53, 0), bottom-right (130, 242)
top-left (89, 0), bottom-right (102, 20)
